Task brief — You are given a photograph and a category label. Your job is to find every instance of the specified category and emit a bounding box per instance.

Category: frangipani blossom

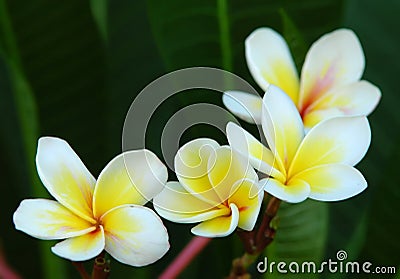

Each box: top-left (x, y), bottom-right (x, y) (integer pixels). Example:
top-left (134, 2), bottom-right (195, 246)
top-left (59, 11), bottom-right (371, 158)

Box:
top-left (13, 137), bottom-right (169, 266)
top-left (154, 139), bottom-right (263, 237)
top-left (223, 28), bottom-right (381, 129)
top-left (227, 85), bottom-right (371, 203)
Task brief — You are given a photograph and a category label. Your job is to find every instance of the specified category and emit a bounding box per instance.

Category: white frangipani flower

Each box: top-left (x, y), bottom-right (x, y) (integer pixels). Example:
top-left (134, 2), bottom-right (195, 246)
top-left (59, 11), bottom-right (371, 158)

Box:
top-left (223, 28), bottom-right (381, 129)
top-left (227, 85), bottom-right (371, 203)
top-left (154, 138), bottom-right (263, 237)
top-left (13, 137), bottom-right (169, 266)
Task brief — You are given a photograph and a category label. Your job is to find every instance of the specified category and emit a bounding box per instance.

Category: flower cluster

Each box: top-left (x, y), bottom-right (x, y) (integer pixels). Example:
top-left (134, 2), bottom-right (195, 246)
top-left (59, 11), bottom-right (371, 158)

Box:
top-left (155, 28), bottom-right (380, 234)
top-left (13, 27), bottom-right (380, 269)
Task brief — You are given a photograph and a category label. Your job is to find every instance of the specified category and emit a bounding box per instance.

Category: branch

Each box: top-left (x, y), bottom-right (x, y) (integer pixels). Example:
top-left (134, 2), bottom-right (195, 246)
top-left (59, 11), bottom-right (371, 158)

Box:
top-left (255, 196), bottom-right (281, 253)
top-left (228, 196), bottom-right (281, 278)
top-left (159, 236), bottom-right (211, 279)
top-left (91, 252), bottom-right (110, 279)
top-left (72, 262), bottom-right (90, 279)
top-left (0, 247), bottom-right (21, 279)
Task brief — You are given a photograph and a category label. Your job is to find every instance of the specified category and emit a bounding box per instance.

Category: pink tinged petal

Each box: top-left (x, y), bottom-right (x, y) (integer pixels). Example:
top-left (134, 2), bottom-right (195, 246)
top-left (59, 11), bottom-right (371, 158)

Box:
top-left (262, 85), bottom-right (305, 171)
top-left (261, 178), bottom-right (310, 203)
top-left (299, 29), bottom-right (365, 116)
top-left (175, 138), bottom-right (222, 204)
top-left (102, 205), bottom-right (169, 267)
top-left (153, 181), bottom-right (221, 220)
top-left (289, 116), bottom-right (371, 177)
top-left (303, 80), bottom-right (382, 128)
top-left (191, 203), bottom-right (239, 237)
top-left (245, 28), bottom-right (300, 103)
top-left (222, 91), bottom-right (262, 124)
top-left (228, 179), bottom-right (264, 231)
top-left (13, 199), bottom-right (96, 240)
top-left (292, 164), bottom-right (367, 201)
top-left (226, 122), bottom-right (284, 181)
top-left (302, 107), bottom-right (344, 130)
top-left (36, 137), bottom-right (96, 223)
top-left (51, 226), bottom-right (105, 261)
top-left (93, 150), bottom-right (167, 218)
top-left (207, 146), bottom-right (258, 202)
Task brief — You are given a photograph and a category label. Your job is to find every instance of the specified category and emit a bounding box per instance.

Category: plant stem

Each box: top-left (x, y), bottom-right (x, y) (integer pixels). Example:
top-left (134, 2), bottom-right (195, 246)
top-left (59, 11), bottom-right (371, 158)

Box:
top-left (255, 196), bottom-right (281, 253)
top-left (228, 196), bottom-right (281, 278)
top-left (0, 247), bottom-right (21, 279)
top-left (159, 236), bottom-right (211, 279)
top-left (227, 253), bottom-right (257, 279)
top-left (91, 252), bottom-right (110, 279)
top-left (72, 262), bottom-right (90, 279)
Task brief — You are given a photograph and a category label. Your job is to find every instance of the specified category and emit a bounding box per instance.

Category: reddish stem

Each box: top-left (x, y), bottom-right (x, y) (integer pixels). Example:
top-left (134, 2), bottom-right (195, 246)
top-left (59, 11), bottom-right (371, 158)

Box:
top-left (255, 196), bottom-right (281, 252)
top-left (91, 252), bottom-right (110, 279)
top-left (0, 248), bottom-right (21, 279)
top-left (159, 236), bottom-right (211, 279)
top-left (72, 262), bottom-right (90, 279)
top-left (228, 196), bottom-right (281, 278)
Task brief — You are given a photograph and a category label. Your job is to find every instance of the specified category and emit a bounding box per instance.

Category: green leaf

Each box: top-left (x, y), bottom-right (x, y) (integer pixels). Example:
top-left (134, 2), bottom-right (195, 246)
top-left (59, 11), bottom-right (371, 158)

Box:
top-left (146, 0), bottom-right (344, 75)
top-left (2, 0), bottom-right (108, 277)
top-left (217, 0), bottom-right (233, 71)
top-left (90, 0), bottom-right (108, 41)
top-left (263, 200), bottom-right (328, 279)
top-left (279, 8), bottom-right (308, 71)
top-left (343, 0), bottom-right (400, 268)
top-left (0, 1), bottom-right (68, 279)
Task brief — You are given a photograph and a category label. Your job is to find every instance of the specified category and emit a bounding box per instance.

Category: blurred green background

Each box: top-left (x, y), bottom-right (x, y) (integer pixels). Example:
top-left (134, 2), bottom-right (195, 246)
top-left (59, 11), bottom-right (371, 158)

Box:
top-left (1, 0), bottom-right (399, 278)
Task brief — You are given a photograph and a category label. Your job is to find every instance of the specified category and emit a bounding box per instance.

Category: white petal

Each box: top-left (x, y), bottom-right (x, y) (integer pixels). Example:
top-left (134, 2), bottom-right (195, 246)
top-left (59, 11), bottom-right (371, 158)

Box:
top-left (36, 137), bottom-right (96, 223)
top-left (155, 206), bottom-right (229, 224)
top-left (301, 107), bottom-right (343, 129)
top-left (191, 203), bottom-right (239, 237)
top-left (175, 138), bottom-right (221, 204)
top-left (226, 122), bottom-right (284, 180)
top-left (293, 164), bottom-right (367, 201)
top-left (228, 179), bottom-right (264, 231)
top-left (51, 227), bottom-right (105, 261)
top-left (102, 205), bottom-right (169, 267)
top-left (222, 91), bottom-right (262, 124)
top-left (303, 80), bottom-right (381, 128)
top-left (153, 181), bottom-right (221, 220)
top-left (289, 116), bottom-right (371, 176)
top-left (207, 146), bottom-right (258, 202)
top-left (245, 28), bottom-right (300, 103)
top-left (299, 29), bottom-right (365, 114)
top-left (261, 178), bottom-right (310, 203)
top-left (262, 85), bottom-right (304, 171)
top-left (93, 150), bottom-right (167, 218)
top-left (13, 199), bottom-right (95, 240)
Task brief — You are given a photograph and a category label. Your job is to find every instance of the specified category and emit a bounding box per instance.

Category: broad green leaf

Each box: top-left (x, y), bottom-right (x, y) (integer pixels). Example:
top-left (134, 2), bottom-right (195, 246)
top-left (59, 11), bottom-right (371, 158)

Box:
top-left (0, 1), bottom-right (67, 278)
top-left (146, 0), bottom-right (344, 76)
top-left (90, 0), bottom-right (108, 41)
top-left (2, 0), bottom-right (107, 277)
top-left (263, 200), bottom-right (328, 279)
top-left (90, 0), bottom-right (167, 277)
top-left (344, 0), bottom-right (400, 269)
top-left (5, 0), bottom-right (109, 173)
top-left (279, 8), bottom-right (308, 71)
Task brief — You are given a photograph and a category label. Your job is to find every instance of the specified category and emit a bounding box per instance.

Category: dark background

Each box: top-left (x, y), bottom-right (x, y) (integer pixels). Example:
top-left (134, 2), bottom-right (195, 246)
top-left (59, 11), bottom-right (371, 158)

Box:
top-left (0, 0), bottom-right (399, 278)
